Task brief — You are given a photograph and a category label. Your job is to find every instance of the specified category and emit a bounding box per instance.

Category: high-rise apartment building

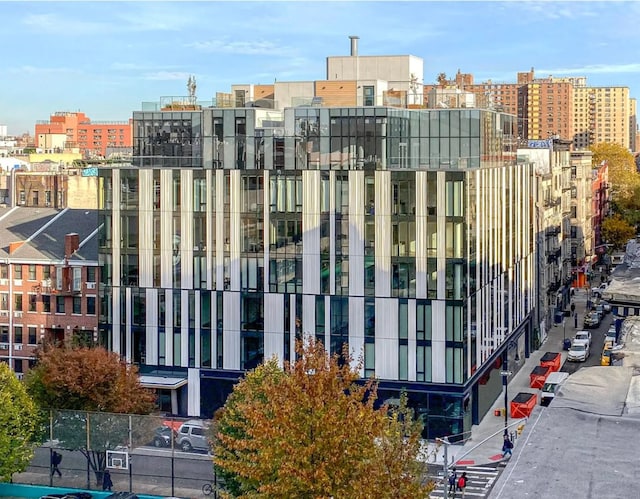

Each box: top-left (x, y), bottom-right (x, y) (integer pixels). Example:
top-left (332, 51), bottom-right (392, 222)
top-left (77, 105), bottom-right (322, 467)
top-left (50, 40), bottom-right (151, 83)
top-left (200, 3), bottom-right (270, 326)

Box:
top-left (518, 79), bottom-right (574, 142)
top-left (426, 69), bottom-right (635, 149)
top-left (35, 112), bottom-right (133, 158)
top-left (573, 85), bottom-right (630, 150)
top-left (98, 102), bottom-right (536, 439)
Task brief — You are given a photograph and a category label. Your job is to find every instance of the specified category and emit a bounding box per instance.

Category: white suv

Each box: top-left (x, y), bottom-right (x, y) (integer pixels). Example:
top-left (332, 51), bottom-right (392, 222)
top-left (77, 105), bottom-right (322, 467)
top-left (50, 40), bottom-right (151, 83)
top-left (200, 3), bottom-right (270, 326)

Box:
top-left (574, 330), bottom-right (592, 348)
top-left (175, 420), bottom-right (210, 452)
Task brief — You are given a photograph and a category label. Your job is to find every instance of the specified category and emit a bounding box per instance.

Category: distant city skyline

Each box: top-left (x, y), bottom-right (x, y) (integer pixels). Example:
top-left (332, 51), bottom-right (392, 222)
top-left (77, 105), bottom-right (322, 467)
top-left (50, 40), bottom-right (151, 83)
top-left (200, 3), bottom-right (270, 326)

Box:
top-left (1, 1), bottom-right (639, 135)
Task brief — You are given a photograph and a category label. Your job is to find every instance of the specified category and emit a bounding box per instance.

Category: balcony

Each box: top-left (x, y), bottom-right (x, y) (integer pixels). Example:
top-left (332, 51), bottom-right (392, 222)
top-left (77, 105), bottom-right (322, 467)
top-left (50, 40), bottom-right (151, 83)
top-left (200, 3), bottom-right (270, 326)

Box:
top-left (55, 285), bottom-right (82, 296)
top-left (543, 197), bottom-right (561, 208)
top-left (546, 226), bottom-right (561, 237)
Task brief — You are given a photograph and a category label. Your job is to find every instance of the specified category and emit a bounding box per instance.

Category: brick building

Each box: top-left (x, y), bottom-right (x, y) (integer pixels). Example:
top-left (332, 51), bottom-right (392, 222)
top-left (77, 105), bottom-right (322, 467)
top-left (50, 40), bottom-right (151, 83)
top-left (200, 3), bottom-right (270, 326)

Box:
top-left (0, 207), bottom-right (100, 377)
top-left (35, 111), bottom-right (133, 158)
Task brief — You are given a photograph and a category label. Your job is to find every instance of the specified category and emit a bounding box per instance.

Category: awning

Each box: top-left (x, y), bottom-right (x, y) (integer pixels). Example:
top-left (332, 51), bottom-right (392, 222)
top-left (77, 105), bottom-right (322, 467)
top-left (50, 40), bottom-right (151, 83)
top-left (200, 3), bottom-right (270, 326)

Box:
top-left (139, 375), bottom-right (188, 390)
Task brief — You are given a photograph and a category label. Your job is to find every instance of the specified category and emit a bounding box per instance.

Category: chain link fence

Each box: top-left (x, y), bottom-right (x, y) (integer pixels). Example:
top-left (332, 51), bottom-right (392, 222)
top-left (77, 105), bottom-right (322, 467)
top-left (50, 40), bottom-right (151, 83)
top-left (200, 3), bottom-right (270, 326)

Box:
top-left (14, 410), bottom-right (220, 498)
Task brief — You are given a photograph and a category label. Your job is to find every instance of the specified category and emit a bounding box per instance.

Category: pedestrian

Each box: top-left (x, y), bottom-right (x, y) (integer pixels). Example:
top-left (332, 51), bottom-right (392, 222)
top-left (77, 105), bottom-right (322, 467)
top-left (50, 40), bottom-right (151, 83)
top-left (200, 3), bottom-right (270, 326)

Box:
top-left (102, 469), bottom-right (113, 491)
top-left (50, 450), bottom-right (62, 477)
top-left (456, 471), bottom-right (467, 497)
top-left (448, 467), bottom-right (457, 494)
top-left (502, 434), bottom-right (514, 458)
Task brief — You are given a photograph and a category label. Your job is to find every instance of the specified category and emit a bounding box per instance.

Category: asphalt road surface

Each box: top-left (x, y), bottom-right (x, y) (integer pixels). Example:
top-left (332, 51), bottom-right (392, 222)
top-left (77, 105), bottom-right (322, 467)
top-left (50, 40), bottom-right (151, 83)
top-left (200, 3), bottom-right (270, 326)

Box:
top-left (561, 312), bottom-right (613, 374)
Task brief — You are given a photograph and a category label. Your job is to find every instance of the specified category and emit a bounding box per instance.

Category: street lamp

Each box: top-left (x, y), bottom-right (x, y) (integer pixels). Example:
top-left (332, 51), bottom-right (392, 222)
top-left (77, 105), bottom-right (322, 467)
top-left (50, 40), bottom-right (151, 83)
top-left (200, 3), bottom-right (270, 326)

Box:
top-left (501, 340), bottom-right (516, 429)
top-left (436, 436), bottom-right (451, 499)
top-left (501, 350), bottom-right (509, 429)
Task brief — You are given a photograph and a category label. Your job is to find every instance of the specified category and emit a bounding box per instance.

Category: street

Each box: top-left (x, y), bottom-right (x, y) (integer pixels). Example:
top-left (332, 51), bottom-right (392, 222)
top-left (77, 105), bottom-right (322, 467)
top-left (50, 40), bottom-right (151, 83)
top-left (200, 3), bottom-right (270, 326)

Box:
top-left (560, 310), bottom-right (613, 374)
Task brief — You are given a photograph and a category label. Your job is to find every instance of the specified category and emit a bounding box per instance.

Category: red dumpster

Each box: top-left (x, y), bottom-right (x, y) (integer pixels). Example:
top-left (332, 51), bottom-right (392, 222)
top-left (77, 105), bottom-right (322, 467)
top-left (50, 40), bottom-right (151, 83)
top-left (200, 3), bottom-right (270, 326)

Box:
top-left (530, 365), bottom-right (551, 389)
top-left (540, 352), bottom-right (561, 372)
top-left (511, 392), bottom-right (537, 418)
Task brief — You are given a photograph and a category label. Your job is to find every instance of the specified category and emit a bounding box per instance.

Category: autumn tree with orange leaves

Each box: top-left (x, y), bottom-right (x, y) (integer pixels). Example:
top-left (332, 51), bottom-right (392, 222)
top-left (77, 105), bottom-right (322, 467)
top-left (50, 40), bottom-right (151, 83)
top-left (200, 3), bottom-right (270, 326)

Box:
top-left (26, 346), bottom-right (156, 483)
top-left (214, 338), bottom-right (433, 499)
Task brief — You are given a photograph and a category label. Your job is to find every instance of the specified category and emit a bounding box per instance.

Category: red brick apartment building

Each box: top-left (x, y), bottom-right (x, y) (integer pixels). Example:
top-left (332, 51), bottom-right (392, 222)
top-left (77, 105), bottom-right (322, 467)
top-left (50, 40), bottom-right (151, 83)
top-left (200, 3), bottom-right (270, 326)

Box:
top-left (424, 69), bottom-right (574, 142)
top-left (0, 207), bottom-right (100, 377)
top-left (35, 111), bottom-right (133, 158)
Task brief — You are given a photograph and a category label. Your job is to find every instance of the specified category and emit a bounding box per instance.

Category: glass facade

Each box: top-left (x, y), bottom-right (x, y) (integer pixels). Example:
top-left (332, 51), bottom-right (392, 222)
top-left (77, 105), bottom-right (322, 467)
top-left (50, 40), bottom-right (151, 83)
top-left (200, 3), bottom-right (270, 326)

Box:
top-left (99, 106), bottom-right (534, 439)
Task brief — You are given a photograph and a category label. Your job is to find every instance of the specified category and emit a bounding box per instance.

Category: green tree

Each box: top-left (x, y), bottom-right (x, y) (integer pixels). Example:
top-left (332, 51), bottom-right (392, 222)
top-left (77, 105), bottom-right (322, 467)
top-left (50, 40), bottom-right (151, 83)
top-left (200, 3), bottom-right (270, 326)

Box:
top-left (0, 362), bottom-right (38, 482)
top-left (25, 346), bottom-right (157, 483)
top-left (214, 338), bottom-right (433, 499)
top-left (590, 142), bottom-right (640, 201)
top-left (611, 183), bottom-right (640, 231)
top-left (601, 214), bottom-right (636, 250)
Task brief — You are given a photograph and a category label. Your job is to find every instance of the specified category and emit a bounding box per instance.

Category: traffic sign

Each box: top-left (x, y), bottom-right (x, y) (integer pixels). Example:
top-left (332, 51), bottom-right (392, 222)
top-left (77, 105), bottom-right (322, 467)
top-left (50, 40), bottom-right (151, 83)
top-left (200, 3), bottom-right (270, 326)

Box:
top-left (500, 370), bottom-right (513, 376)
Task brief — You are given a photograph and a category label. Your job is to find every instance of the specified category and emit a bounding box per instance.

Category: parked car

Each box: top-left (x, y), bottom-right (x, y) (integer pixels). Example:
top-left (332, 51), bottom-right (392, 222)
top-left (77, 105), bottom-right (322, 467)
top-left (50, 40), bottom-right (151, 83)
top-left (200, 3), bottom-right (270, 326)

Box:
top-left (601, 340), bottom-right (615, 366)
top-left (601, 300), bottom-right (612, 313)
top-left (605, 326), bottom-right (617, 344)
top-left (583, 312), bottom-right (601, 329)
top-left (175, 419), bottom-right (211, 452)
top-left (152, 425), bottom-right (174, 448)
top-left (592, 283), bottom-right (608, 297)
top-left (567, 341), bottom-right (590, 362)
top-left (574, 330), bottom-right (592, 347)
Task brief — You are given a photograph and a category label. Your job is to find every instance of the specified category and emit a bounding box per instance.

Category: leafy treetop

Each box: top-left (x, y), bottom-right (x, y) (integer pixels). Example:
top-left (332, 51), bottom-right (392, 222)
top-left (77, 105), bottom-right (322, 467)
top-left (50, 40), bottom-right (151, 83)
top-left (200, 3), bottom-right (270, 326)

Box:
top-left (26, 345), bottom-right (156, 414)
top-left (0, 362), bottom-right (38, 482)
top-left (601, 214), bottom-right (636, 250)
top-left (214, 338), bottom-right (433, 499)
top-left (590, 142), bottom-right (639, 200)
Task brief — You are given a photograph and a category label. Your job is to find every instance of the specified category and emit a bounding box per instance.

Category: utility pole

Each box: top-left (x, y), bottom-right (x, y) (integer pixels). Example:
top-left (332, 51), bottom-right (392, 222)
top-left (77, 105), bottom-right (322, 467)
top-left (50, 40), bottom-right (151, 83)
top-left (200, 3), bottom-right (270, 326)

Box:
top-left (436, 436), bottom-right (451, 499)
top-left (501, 345), bottom-right (513, 429)
top-left (503, 349), bottom-right (509, 428)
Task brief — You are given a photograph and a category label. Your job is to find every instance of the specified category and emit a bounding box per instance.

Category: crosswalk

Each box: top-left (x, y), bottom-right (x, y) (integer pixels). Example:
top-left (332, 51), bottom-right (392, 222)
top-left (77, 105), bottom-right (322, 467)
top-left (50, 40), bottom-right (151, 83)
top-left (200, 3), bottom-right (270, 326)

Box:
top-left (429, 465), bottom-right (501, 498)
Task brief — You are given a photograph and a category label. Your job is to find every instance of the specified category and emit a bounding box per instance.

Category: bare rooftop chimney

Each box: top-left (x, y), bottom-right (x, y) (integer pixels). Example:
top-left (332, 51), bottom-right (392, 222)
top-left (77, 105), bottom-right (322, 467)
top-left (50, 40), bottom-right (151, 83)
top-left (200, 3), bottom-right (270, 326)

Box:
top-left (349, 35), bottom-right (359, 57)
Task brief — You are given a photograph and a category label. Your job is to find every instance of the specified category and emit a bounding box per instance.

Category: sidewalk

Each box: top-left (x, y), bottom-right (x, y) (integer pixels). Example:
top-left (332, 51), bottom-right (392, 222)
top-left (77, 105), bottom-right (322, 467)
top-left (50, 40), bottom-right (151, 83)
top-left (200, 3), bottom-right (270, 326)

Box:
top-left (430, 287), bottom-right (593, 468)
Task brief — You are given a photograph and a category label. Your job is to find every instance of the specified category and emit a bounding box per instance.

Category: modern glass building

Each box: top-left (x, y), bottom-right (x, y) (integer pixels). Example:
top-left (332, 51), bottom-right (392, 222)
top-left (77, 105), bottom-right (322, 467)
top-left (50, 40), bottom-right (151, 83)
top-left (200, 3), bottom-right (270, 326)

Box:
top-left (98, 105), bottom-right (535, 439)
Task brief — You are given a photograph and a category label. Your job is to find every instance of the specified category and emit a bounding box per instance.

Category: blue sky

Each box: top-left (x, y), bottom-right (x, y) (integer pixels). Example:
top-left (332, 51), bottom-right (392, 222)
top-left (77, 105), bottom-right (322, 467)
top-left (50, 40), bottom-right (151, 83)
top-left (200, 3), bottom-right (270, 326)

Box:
top-left (2, 1), bottom-right (639, 135)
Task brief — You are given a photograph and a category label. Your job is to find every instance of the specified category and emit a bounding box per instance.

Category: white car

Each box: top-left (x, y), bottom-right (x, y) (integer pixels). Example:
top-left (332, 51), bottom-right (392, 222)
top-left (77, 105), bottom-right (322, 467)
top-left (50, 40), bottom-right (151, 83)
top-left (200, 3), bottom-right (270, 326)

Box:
top-left (592, 283), bottom-right (608, 297)
top-left (568, 341), bottom-right (590, 362)
top-left (574, 330), bottom-right (592, 347)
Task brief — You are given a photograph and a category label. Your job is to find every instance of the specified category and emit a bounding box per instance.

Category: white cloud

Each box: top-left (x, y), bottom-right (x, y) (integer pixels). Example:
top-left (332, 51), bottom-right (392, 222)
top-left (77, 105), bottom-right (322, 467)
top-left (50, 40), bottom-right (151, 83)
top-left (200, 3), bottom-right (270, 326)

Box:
top-left (187, 39), bottom-right (295, 56)
top-left (504, 0), bottom-right (603, 20)
top-left (7, 65), bottom-right (81, 75)
top-left (115, 6), bottom-right (197, 32)
top-left (22, 13), bottom-right (110, 34)
top-left (144, 71), bottom-right (192, 81)
top-left (538, 63), bottom-right (640, 75)
top-left (110, 62), bottom-right (183, 72)
top-left (22, 6), bottom-right (195, 36)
